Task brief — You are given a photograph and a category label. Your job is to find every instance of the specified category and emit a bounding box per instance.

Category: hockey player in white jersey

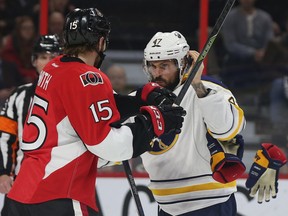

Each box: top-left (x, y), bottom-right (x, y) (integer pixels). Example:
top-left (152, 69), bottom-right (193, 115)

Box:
top-left (140, 31), bottom-right (246, 216)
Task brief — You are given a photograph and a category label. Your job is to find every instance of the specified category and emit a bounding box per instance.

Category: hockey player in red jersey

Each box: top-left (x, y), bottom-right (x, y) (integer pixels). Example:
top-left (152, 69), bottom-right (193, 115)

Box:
top-left (6, 8), bottom-right (185, 216)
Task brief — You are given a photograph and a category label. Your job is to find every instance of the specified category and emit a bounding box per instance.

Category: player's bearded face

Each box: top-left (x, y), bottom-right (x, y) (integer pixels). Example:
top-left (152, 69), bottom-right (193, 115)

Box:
top-left (148, 60), bottom-right (179, 91)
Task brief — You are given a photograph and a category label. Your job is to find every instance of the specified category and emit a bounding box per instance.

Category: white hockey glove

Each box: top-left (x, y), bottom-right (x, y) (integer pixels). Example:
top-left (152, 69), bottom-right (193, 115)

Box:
top-left (245, 143), bottom-right (287, 203)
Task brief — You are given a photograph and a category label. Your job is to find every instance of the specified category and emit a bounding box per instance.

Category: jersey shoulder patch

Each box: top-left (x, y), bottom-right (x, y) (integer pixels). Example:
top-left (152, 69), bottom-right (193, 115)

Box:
top-left (80, 71), bottom-right (104, 87)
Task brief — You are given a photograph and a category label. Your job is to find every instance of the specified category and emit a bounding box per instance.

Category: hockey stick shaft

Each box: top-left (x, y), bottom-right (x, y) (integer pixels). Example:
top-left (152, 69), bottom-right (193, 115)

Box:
top-left (174, 0), bottom-right (236, 105)
top-left (123, 160), bottom-right (145, 216)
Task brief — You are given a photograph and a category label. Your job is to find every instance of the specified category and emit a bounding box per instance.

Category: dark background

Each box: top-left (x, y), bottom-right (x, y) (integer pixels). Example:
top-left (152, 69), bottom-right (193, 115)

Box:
top-left (70, 0), bottom-right (288, 50)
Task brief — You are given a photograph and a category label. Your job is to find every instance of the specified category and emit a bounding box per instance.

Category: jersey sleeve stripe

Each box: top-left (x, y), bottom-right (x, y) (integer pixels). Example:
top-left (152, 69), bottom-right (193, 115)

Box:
top-left (208, 103), bottom-right (244, 141)
top-left (85, 125), bottom-right (133, 162)
top-left (201, 76), bottom-right (228, 89)
top-left (207, 104), bottom-right (235, 136)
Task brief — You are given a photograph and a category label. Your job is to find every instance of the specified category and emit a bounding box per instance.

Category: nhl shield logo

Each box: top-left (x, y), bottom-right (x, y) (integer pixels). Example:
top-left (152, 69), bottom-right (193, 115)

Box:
top-left (80, 71), bottom-right (103, 87)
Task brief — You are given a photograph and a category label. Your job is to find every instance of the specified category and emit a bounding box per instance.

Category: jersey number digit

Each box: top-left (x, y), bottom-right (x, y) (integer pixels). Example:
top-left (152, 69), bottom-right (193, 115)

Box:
top-left (21, 95), bottom-right (48, 151)
top-left (89, 99), bottom-right (112, 123)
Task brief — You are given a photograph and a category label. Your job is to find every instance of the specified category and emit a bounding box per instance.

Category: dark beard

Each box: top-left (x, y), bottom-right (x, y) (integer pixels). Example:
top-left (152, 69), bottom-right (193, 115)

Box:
top-left (94, 49), bottom-right (106, 69)
top-left (167, 76), bottom-right (180, 91)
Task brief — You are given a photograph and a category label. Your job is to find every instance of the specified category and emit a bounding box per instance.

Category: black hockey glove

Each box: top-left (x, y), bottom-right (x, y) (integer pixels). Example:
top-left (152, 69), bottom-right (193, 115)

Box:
top-left (136, 82), bottom-right (176, 106)
top-left (119, 105), bottom-right (185, 158)
top-left (139, 105), bottom-right (186, 137)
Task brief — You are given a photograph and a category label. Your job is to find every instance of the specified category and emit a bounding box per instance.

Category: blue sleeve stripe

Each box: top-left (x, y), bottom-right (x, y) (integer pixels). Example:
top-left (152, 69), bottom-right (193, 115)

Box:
top-left (201, 75), bottom-right (228, 89)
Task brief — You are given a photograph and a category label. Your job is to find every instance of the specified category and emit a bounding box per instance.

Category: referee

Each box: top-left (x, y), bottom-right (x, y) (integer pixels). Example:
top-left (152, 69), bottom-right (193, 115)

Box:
top-left (0, 35), bottom-right (60, 215)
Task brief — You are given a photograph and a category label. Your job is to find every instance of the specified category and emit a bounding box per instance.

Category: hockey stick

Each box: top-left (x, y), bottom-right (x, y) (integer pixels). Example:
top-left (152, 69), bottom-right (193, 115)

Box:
top-left (174, 0), bottom-right (236, 105)
top-left (123, 160), bottom-right (145, 216)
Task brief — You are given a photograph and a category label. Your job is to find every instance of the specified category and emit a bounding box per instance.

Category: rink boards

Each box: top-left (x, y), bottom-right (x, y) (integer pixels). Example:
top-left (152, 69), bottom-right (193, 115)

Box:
top-left (0, 177), bottom-right (287, 216)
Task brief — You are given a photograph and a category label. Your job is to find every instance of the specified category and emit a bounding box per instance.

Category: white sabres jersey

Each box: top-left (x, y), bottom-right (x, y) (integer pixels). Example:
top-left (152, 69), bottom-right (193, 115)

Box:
top-left (140, 78), bottom-right (245, 215)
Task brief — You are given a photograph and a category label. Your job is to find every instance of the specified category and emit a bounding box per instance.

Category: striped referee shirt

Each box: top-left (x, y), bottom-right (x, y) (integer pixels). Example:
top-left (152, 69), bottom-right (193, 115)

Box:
top-left (0, 81), bottom-right (37, 176)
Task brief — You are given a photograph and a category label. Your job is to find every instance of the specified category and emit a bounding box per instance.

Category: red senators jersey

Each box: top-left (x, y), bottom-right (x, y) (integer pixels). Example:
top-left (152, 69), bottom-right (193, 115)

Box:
top-left (8, 56), bottom-right (135, 211)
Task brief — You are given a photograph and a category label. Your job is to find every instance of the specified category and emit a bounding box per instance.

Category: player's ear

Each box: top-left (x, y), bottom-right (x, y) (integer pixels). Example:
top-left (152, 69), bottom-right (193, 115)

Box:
top-left (32, 59), bottom-right (37, 68)
top-left (98, 37), bottom-right (106, 52)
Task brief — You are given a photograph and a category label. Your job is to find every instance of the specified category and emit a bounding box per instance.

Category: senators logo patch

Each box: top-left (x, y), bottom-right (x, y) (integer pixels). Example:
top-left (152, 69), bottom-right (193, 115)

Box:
top-left (80, 71), bottom-right (103, 87)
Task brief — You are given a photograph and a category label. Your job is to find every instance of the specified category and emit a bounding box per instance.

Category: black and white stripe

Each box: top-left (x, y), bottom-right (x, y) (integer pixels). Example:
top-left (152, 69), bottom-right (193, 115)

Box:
top-left (0, 81), bottom-right (37, 176)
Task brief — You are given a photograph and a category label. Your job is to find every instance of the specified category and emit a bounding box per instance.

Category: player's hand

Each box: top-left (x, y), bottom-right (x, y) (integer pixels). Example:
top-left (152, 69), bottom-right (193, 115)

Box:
top-left (140, 105), bottom-right (186, 137)
top-left (245, 143), bottom-right (287, 203)
top-left (207, 134), bottom-right (246, 183)
top-left (182, 50), bottom-right (204, 84)
top-left (137, 82), bottom-right (176, 106)
top-left (0, 174), bottom-right (13, 194)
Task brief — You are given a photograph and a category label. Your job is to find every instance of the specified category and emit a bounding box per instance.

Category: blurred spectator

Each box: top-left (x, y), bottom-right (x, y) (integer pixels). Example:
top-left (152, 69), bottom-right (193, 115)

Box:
top-left (263, 17), bottom-right (288, 67)
top-left (220, 0), bottom-right (274, 90)
top-left (0, 0), bottom-right (15, 36)
top-left (0, 35), bottom-right (24, 108)
top-left (265, 16), bottom-right (288, 162)
top-left (1, 16), bottom-right (37, 83)
top-left (9, 0), bottom-right (39, 15)
top-left (269, 77), bottom-right (288, 173)
top-left (270, 77), bottom-right (288, 133)
top-left (48, 11), bottom-right (65, 37)
top-left (106, 64), bottom-right (129, 94)
top-left (272, 21), bottom-right (282, 41)
top-left (256, 17), bottom-right (288, 132)
top-left (48, 11), bottom-right (65, 45)
top-left (49, 0), bottom-right (75, 16)
top-left (8, 0), bottom-right (39, 26)
top-left (197, 27), bottom-right (222, 78)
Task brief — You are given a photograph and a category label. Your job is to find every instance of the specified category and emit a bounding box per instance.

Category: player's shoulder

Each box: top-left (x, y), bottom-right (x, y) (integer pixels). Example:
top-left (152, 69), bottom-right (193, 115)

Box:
top-left (201, 75), bottom-right (228, 89)
top-left (0, 83), bottom-right (33, 113)
top-left (77, 65), bottom-right (108, 89)
top-left (10, 83), bottom-right (34, 96)
top-left (46, 56), bottom-right (107, 88)
top-left (18, 82), bottom-right (34, 89)
top-left (56, 55), bottom-right (105, 76)
top-left (257, 8), bottom-right (273, 19)
top-left (227, 7), bottom-right (239, 17)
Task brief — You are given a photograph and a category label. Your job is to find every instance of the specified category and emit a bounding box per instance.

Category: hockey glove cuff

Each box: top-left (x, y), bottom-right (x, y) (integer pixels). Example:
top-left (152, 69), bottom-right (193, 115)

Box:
top-left (245, 143), bottom-right (287, 203)
top-left (136, 82), bottom-right (176, 106)
top-left (207, 134), bottom-right (246, 183)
